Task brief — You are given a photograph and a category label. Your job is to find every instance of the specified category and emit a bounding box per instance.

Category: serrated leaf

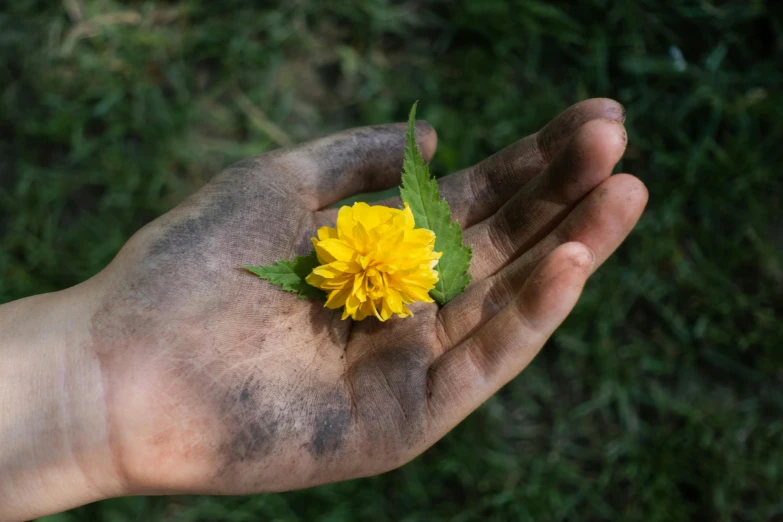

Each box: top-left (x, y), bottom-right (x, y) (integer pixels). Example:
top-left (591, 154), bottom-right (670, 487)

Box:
top-left (400, 102), bottom-right (472, 305)
top-left (243, 251), bottom-right (326, 300)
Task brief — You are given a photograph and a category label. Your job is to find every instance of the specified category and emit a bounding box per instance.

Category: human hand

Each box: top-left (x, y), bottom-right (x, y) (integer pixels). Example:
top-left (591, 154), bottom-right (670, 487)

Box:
top-left (0, 99), bottom-right (647, 518)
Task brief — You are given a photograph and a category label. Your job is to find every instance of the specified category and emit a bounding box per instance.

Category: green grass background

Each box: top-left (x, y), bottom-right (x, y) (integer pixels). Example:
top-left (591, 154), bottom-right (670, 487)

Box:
top-left (2, 0), bottom-right (782, 520)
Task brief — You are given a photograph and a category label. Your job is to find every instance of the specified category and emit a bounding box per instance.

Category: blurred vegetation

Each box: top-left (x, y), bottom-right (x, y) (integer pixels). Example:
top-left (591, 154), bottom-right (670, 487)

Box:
top-left (2, 0), bottom-right (782, 520)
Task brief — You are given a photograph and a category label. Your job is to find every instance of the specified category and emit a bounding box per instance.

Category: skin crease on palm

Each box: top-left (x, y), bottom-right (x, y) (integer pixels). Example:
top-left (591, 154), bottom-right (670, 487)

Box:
top-left (0, 98), bottom-right (648, 518)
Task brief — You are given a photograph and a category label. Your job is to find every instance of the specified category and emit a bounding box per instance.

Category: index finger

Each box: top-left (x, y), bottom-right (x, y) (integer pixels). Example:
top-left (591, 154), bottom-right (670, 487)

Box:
top-left (371, 98), bottom-right (625, 227)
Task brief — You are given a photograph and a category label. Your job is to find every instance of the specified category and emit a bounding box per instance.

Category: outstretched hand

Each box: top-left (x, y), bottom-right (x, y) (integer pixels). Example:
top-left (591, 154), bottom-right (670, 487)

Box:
top-left (2, 99), bottom-right (647, 513)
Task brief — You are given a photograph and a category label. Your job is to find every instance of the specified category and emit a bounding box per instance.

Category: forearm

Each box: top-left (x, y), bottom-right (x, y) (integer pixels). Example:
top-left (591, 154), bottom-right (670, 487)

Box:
top-left (0, 285), bottom-right (122, 520)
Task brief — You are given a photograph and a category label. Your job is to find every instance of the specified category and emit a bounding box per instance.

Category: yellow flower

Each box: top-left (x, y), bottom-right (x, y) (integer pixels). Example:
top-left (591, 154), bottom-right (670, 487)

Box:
top-left (305, 202), bottom-right (442, 321)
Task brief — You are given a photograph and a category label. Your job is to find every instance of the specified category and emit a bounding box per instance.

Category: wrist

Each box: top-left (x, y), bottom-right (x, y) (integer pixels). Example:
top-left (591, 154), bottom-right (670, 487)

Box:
top-left (0, 281), bottom-right (125, 520)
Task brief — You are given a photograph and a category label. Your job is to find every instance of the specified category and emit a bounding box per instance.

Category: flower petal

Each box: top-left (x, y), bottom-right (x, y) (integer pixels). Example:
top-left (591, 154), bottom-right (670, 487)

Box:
top-left (317, 238), bottom-right (357, 262)
top-left (317, 226), bottom-right (339, 241)
top-left (325, 285), bottom-right (352, 309)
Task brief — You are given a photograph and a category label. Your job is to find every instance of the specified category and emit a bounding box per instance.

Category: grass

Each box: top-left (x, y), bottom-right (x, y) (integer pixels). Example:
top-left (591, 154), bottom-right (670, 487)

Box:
top-left (2, 0), bottom-right (782, 520)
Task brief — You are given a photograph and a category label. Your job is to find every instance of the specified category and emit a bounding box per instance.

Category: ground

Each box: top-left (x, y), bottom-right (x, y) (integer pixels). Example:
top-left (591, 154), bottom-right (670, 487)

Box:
top-left (1, 1), bottom-right (781, 520)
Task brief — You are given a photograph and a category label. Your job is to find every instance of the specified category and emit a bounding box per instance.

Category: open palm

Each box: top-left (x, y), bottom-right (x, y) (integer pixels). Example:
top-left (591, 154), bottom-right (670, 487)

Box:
top-left (88, 98), bottom-right (647, 495)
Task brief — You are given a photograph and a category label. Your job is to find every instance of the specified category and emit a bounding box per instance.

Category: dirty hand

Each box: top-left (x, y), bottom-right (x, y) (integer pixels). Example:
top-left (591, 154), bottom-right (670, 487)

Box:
top-left (0, 99), bottom-right (647, 519)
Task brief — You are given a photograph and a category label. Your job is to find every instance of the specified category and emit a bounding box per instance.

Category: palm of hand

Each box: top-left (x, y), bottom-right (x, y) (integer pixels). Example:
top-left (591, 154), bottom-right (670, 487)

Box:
top-left (88, 99), bottom-right (646, 495)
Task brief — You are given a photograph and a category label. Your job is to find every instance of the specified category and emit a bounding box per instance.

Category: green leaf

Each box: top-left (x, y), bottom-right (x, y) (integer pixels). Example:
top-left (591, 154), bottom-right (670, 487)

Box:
top-left (243, 251), bottom-right (326, 300)
top-left (400, 102), bottom-right (472, 305)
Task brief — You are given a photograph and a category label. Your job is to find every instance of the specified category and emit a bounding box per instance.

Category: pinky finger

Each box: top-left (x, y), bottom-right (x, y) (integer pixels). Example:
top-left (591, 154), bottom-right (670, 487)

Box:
top-left (426, 242), bottom-right (594, 431)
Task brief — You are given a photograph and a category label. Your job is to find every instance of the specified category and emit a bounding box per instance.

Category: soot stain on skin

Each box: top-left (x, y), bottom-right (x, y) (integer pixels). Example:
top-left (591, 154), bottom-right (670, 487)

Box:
top-left (219, 376), bottom-right (281, 467)
top-left (349, 344), bottom-right (431, 449)
top-left (146, 171), bottom-right (260, 261)
top-left (92, 164), bottom-right (272, 332)
top-left (132, 160), bottom-right (310, 319)
top-left (214, 343), bottom-right (433, 467)
top-left (94, 170), bottom-right (279, 344)
top-left (145, 198), bottom-right (226, 260)
top-left (218, 375), bottom-right (357, 466)
top-left (316, 122), bottom-right (435, 197)
top-left (309, 389), bottom-right (353, 458)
